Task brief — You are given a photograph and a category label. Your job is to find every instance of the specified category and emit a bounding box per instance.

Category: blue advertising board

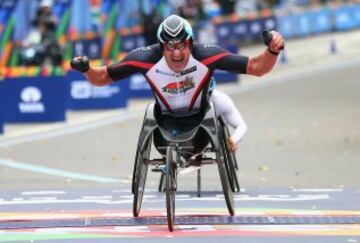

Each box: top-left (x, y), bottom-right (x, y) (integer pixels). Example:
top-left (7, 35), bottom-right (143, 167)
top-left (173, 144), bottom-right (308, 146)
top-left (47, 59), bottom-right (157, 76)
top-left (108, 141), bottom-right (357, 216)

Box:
top-left (66, 71), bottom-right (129, 109)
top-left (0, 112), bottom-right (3, 134)
top-left (0, 76), bottom-right (66, 123)
top-left (232, 20), bottom-right (249, 41)
top-left (294, 12), bottom-right (312, 37)
top-left (128, 74), bottom-right (153, 98)
top-left (353, 4), bottom-right (360, 27)
top-left (214, 22), bottom-right (233, 46)
top-left (312, 8), bottom-right (332, 34)
top-left (335, 5), bottom-right (355, 31)
top-left (277, 15), bottom-right (295, 39)
top-left (120, 34), bottom-right (146, 53)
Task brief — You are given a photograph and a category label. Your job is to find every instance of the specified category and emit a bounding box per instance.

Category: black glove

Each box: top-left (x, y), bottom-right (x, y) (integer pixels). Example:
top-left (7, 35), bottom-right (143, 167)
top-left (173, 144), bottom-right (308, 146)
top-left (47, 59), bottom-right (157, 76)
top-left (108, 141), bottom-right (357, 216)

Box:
top-left (70, 56), bottom-right (89, 73)
top-left (262, 30), bottom-right (273, 47)
top-left (262, 30), bottom-right (284, 55)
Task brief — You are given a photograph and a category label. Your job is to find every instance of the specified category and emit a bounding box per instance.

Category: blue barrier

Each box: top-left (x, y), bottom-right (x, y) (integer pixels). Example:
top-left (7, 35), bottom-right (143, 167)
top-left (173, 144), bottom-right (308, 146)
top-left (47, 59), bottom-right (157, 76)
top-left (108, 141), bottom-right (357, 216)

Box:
top-left (213, 70), bottom-right (238, 83)
top-left (65, 71), bottom-right (128, 109)
top-left (120, 34), bottom-right (146, 53)
top-left (353, 4), bottom-right (360, 27)
top-left (312, 8), bottom-right (332, 33)
top-left (0, 112), bottom-right (3, 134)
top-left (215, 22), bottom-right (233, 47)
top-left (0, 76), bottom-right (66, 123)
top-left (277, 15), bottom-right (295, 39)
top-left (128, 74), bottom-right (152, 98)
top-left (231, 20), bottom-right (248, 41)
top-left (294, 12), bottom-right (312, 37)
top-left (335, 5), bottom-right (355, 31)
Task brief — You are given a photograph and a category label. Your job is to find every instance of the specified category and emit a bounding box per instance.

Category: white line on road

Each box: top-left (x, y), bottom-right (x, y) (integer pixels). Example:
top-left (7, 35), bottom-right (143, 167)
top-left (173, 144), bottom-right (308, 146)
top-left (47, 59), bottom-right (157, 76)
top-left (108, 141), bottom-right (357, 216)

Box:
top-left (21, 191), bottom-right (66, 195)
top-left (0, 158), bottom-right (129, 184)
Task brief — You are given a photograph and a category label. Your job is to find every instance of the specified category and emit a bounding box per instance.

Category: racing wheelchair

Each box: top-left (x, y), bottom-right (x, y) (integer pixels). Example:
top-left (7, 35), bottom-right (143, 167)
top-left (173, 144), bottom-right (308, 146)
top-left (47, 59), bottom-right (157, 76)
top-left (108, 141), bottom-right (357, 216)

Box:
top-left (131, 102), bottom-right (240, 231)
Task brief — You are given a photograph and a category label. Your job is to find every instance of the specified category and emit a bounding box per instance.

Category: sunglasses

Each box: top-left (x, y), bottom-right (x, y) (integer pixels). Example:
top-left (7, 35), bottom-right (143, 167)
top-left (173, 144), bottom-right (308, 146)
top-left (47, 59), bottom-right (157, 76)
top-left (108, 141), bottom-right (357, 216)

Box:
top-left (164, 40), bottom-right (190, 51)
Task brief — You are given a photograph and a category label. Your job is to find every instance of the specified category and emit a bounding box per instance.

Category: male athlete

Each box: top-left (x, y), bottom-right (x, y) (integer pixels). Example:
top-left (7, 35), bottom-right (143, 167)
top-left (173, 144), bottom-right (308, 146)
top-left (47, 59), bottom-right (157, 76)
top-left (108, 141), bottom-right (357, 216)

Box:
top-left (70, 15), bottom-right (284, 151)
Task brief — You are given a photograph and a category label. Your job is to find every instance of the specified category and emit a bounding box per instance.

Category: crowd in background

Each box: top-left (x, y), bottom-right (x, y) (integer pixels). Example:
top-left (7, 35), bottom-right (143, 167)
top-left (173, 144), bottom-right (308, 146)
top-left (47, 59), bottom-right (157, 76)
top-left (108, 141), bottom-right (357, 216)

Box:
top-left (12, 0), bottom-right (360, 67)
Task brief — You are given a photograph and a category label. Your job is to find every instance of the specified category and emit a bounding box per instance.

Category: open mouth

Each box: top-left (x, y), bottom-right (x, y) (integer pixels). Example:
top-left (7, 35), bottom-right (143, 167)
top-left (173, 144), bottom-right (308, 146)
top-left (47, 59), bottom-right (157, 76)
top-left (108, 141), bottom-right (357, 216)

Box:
top-left (172, 58), bottom-right (183, 63)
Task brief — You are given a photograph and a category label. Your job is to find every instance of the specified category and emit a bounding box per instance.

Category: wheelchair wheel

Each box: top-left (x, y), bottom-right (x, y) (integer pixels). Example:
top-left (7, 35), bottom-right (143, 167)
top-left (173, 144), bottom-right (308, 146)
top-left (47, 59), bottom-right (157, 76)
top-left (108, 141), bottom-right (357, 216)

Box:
top-left (221, 122), bottom-right (240, 192)
top-left (133, 135), bottom-right (152, 217)
top-left (217, 131), bottom-right (235, 216)
top-left (165, 145), bottom-right (177, 231)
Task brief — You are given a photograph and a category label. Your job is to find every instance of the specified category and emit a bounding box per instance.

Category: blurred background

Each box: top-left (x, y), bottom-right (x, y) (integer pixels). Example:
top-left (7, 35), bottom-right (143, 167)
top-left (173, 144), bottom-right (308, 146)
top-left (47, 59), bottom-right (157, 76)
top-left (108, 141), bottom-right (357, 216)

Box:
top-left (0, 0), bottom-right (359, 132)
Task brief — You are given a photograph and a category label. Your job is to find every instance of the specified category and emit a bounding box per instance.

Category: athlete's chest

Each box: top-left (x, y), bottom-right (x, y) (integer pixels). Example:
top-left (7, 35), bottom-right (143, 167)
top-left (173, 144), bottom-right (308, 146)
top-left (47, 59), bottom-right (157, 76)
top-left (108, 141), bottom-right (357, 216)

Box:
top-left (145, 56), bottom-right (209, 96)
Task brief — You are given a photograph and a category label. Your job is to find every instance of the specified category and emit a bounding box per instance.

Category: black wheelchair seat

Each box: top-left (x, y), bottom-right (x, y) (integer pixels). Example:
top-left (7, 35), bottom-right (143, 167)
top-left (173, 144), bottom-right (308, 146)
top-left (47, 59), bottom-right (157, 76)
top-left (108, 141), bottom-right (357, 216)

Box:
top-left (137, 102), bottom-right (221, 157)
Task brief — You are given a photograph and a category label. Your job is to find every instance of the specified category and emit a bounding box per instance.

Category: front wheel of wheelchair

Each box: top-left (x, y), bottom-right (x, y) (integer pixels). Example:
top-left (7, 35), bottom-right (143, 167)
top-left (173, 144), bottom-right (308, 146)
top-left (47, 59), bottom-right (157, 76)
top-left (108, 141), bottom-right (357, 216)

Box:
top-left (133, 135), bottom-right (152, 217)
top-left (217, 148), bottom-right (235, 216)
top-left (166, 145), bottom-right (177, 231)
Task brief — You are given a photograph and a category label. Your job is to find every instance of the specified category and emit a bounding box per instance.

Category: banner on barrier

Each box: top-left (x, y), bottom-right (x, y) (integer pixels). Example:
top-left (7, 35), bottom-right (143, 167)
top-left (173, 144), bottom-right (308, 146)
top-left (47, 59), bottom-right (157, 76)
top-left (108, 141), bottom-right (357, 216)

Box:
top-left (66, 71), bottom-right (128, 109)
top-left (353, 4), bottom-right (360, 27)
top-left (120, 34), bottom-right (146, 53)
top-left (0, 76), bottom-right (66, 123)
top-left (0, 112), bottom-right (3, 134)
top-left (312, 8), bottom-right (332, 33)
top-left (294, 12), bottom-right (312, 37)
top-left (128, 74), bottom-right (152, 98)
top-left (335, 5), bottom-right (355, 31)
top-left (277, 15), bottom-right (294, 39)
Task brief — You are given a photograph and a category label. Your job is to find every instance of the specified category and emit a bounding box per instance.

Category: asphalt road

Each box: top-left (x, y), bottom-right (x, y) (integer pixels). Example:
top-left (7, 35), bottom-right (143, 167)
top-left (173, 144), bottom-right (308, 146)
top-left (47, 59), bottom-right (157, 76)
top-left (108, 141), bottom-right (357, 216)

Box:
top-left (0, 63), bottom-right (359, 242)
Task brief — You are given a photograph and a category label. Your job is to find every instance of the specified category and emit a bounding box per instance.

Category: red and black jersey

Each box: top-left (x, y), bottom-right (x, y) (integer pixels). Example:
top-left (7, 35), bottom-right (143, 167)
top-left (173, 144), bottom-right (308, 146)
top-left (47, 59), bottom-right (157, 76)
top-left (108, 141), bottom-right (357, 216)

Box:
top-left (107, 43), bottom-right (248, 116)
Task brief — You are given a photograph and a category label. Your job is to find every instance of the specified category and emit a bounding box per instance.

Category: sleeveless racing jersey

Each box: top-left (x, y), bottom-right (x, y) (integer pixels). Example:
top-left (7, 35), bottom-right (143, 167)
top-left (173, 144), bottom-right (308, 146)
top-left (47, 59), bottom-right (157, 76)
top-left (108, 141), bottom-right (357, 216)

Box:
top-left (107, 43), bottom-right (248, 117)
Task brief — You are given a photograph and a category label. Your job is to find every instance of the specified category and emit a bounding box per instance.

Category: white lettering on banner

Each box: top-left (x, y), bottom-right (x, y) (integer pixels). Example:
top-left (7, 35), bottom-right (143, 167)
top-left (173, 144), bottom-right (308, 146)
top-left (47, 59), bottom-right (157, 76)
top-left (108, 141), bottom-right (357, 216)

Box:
top-left (18, 86), bottom-right (45, 113)
top-left (129, 75), bottom-right (151, 90)
top-left (71, 81), bottom-right (120, 99)
top-left (71, 81), bottom-right (91, 99)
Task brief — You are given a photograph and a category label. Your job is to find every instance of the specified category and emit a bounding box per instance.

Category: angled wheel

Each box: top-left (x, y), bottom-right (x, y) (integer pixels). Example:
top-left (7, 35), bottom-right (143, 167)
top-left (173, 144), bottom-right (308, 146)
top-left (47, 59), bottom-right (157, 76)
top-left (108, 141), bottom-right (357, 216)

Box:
top-left (133, 135), bottom-right (152, 217)
top-left (165, 145), bottom-right (177, 231)
top-left (217, 128), bottom-right (235, 216)
top-left (220, 121), bottom-right (240, 192)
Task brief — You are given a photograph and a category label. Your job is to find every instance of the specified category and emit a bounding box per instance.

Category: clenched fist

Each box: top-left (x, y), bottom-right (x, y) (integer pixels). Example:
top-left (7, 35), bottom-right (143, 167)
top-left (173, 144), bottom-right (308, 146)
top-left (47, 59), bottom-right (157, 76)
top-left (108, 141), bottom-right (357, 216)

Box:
top-left (70, 56), bottom-right (90, 73)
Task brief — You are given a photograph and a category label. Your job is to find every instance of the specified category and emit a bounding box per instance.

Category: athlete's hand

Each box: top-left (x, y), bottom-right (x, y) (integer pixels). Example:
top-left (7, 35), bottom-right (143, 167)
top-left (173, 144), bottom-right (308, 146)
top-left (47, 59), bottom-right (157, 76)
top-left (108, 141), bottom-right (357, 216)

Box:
top-left (262, 30), bottom-right (284, 54)
top-left (70, 55), bottom-right (90, 73)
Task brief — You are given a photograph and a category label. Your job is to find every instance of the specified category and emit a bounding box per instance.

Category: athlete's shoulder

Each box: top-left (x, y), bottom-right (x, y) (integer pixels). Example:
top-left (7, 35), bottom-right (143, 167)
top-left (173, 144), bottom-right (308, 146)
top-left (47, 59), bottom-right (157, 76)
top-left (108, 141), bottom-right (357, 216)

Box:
top-left (124, 43), bottom-right (162, 63)
top-left (192, 42), bottom-right (230, 61)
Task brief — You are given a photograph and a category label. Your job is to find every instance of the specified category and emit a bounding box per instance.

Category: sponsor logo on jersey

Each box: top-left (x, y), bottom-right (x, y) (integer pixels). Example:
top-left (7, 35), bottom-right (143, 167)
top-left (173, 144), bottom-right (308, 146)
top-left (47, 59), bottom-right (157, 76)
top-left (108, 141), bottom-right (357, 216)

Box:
top-left (162, 77), bottom-right (195, 94)
top-left (156, 66), bottom-right (197, 77)
top-left (180, 66), bottom-right (197, 76)
top-left (155, 69), bottom-right (177, 77)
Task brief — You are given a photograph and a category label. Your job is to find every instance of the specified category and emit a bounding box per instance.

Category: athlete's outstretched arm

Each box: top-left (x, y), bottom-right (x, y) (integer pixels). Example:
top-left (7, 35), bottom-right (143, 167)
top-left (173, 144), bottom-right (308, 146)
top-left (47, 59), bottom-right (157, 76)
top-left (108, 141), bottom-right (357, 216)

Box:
top-left (84, 66), bottom-right (113, 86)
top-left (246, 31), bottom-right (284, 77)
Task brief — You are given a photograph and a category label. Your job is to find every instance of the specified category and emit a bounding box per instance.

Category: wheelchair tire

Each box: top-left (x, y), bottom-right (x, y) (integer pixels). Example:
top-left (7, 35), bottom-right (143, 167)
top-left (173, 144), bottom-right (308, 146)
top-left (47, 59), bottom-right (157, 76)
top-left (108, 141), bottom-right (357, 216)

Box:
top-left (133, 135), bottom-right (152, 217)
top-left (221, 122), bottom-right (240, 192)
top-left (166, 145), bottom-right (177, 231)
top-left (217, 132), bottom-right (235, 216)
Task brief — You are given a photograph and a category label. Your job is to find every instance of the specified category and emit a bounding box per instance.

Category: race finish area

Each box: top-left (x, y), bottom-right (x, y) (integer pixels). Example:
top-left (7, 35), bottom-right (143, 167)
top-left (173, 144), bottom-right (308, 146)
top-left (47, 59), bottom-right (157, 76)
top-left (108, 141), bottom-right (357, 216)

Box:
top-left (1, 57), bottom-right (360, 242)
top-left (0, 188), bottom-right (360, 241)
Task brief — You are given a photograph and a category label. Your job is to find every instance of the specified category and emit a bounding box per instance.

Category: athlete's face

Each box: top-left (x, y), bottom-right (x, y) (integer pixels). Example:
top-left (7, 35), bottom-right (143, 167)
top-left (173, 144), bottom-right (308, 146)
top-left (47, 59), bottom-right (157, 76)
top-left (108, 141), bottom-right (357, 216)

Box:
top-left (163, 40), bottom-right (191, 73)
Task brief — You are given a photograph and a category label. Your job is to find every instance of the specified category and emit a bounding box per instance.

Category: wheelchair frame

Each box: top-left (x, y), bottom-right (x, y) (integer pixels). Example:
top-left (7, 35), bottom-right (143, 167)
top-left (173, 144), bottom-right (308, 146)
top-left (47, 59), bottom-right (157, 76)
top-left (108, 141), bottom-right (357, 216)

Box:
top-left (131, 102), bottom-right (238, 231)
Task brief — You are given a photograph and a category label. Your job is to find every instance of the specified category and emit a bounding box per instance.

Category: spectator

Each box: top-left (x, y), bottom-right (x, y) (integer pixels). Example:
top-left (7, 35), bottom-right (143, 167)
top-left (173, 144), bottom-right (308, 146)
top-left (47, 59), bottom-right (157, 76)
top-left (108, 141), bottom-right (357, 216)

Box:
top-left (20, 0), bottom-right (62, 66)
top-left (178, 0), bottom-right (207, 22)
top-left (216, 0), bottom-right (236, 15)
